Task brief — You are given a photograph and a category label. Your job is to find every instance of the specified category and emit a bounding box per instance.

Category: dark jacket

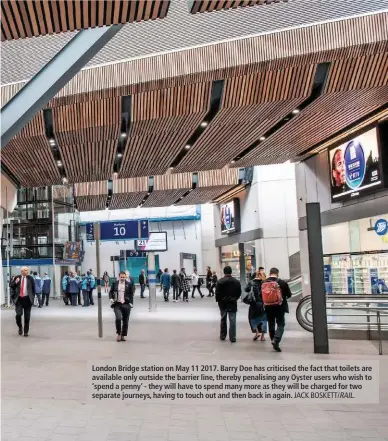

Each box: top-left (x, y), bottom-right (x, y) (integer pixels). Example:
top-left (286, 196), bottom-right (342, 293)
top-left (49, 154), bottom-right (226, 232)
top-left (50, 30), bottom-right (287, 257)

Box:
top-left (206, 270), bottom-right (212, 283)
top-left (246, 278), bottom-right (265, 329)
top-left (10, 275), bottom-right (36, 304)
top-left (264, 276), bottom-right (292, 313)
top-left (139, 273), bottom-right (146, 285)
top-left (109, 280), bottom-right (135, 306)
top-left (211, 274), bottom-right (218, 285)
top-left (215, 275), bottom-right (241, 312)
top-left (171, 273), bottom-right (180, 288)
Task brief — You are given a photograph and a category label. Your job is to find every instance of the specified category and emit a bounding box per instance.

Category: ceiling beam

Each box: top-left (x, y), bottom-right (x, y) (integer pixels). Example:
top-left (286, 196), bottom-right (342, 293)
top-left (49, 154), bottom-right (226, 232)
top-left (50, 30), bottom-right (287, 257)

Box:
top-left (1, 24), bottom-right (123, 147)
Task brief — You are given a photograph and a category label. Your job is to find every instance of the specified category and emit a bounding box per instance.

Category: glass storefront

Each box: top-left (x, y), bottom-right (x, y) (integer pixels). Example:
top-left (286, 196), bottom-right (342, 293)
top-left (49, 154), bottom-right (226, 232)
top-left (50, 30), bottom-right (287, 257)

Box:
top-left (220, 242), bottom-right (256, 282)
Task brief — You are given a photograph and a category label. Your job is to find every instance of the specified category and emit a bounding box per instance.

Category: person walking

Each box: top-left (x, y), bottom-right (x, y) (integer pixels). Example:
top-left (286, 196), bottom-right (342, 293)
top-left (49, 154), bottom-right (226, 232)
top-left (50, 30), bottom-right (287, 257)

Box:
top-left (10, 266), bottom-right (35, 337)
top-left (103, 271), bottom-right (110, 293)
top-left (171, 270), bottom-right (180, 302)
top-left (246, 269), bottom-right (268, 341)
top-left (262, 267), bottom-right (292, 352)
top-left (191, 268), bottom-right (204, 298)
top-left (139, 269), bottom-right (146, 298)
top-left (80, 274), bottom-right (90, 307)
top-left (109, 271), bottom-right (135, 342)
top-left (208, 271), bottom-right (218, 297)
top-left (179, 268), bottom-right (191, 302)
top-left (206, 266), bottom-right (212, 296)
top-left (33, 271), bottom-right (43, 308)
top-left (41, 272), bottom-right (51, 306)
top-left (215, 266), bottom-right (241, 343)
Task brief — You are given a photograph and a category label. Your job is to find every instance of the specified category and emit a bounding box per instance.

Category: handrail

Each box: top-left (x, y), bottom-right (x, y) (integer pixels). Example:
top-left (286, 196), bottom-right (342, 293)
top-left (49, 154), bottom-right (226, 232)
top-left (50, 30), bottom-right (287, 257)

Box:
top-left (296, 295), bottom-right (388, 355)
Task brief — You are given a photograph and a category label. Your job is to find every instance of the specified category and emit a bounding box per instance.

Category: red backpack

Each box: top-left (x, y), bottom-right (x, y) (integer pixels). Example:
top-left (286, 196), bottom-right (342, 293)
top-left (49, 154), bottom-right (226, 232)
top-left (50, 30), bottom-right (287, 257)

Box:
top-left (261, 280), bottom-right (282, 306)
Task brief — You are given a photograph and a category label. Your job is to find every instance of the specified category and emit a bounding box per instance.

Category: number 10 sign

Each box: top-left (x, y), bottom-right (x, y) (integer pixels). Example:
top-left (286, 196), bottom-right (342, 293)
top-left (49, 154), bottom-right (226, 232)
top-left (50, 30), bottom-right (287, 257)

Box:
top-left (86, 220), bottom-right (149, 241)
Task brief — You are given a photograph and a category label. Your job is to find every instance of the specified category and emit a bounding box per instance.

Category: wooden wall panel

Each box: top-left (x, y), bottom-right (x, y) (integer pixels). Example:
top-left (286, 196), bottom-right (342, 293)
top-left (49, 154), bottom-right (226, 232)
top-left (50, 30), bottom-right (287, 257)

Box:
top-left (198, 169), bottom-right (240, 187)
top-left (1, 0), bottom-right (170, 41)
top-left (113, 177), bottom-right (148, 194)
top-left (74, 181), bottom-right (107, 197)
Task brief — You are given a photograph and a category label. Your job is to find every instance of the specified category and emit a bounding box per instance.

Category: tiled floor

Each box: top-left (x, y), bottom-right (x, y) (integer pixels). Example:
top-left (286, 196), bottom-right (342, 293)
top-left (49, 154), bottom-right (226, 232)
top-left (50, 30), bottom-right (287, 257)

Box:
top-left (2, 294), bottom-right (388, 441)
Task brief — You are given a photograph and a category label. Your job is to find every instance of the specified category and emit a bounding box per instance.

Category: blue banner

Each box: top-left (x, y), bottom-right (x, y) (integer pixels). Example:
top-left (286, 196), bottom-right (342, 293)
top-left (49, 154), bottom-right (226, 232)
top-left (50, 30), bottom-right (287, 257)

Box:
top-left (100, 220), bottom-right (149, 241)
top-left (324, 264), bottom-right (332, 294)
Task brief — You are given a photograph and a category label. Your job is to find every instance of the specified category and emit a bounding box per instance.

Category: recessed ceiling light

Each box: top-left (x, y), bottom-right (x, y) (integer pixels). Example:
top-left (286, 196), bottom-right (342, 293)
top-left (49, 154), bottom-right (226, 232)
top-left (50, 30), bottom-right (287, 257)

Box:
top-left (120, 133), bottom-right (127, 138)
top-left (49, 139), bottom-right (55, 144)
top-left (62, 177), bottom-right (68, 184)
top-left (292, 109), bottom-right (300, 115)
top-left (185, 144), bottom-right (191, 149)
top-left (117, 153), bottom-right (123, 157)
top-left (169, 166), bottom-right (174, 170)
top-left (259, 136), bottom-right (266, 141)
top-left (105, 207), bottom-right (109, 211)
top-left (200, 121), bottom-right (208, 128)
top-left (231, 160), bottom-right (236, 164)
top-left (147, 192), bottom-right (150, 195)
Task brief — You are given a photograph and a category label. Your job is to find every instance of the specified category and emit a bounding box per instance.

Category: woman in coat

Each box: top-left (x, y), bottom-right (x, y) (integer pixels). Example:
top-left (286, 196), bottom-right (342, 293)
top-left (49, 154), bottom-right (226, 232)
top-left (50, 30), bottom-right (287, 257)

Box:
top-left (246, 269), bottom-right (267, 341)
top-left (208, 271), bottom-right (218, 297)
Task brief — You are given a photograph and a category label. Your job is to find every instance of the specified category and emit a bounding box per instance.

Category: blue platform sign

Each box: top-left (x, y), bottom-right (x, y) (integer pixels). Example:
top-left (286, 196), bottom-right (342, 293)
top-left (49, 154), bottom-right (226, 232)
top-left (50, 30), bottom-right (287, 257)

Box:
top-left (100, 220), bottom-right (149, 241)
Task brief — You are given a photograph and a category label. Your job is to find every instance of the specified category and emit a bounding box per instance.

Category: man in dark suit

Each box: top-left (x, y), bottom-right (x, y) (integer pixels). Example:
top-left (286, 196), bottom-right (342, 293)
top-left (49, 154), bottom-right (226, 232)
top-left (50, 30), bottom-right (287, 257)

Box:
top-left (215, 266), bottom-right (241, 343)
top-left (10, 266), bottom-right (35, 337)
top-left (109, 271), bottom-right (135, 342)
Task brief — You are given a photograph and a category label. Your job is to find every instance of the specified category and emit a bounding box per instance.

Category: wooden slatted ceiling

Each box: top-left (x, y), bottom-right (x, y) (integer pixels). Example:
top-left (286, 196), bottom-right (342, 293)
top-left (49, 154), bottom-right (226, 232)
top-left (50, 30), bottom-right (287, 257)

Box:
top-left (74, 181), bottom-right (107, 197)
top-left (198, 169), bottom-right (240, 187)
top-left (237, 53), bottom-right (388, 166)
top-left (176, 186), bottom-right (235, 205)
top-left (75, 195), bottom-right (107, 212)
top-left (119, 82), bottom-right (210, 178)
top-left (1, 113), bottom-right (61, 187)
top-left (190, 0), bottom-right (287, 14)
top-left (110, 193), bottom-right (147, 210)
top-left (1, 0), bottom-right (170, 41)
top-left (143, 189), bottom-right (190, 207)
top-left (175, 64), bottom-right (315, 172)
top-left (53, 98), bottom-right (120, 183)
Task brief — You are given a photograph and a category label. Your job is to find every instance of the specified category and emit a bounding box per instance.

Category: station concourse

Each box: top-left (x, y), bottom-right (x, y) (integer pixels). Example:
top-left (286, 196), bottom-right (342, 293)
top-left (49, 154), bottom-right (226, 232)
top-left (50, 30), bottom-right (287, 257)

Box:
top-left (1, 1), bottom-right (388, 441)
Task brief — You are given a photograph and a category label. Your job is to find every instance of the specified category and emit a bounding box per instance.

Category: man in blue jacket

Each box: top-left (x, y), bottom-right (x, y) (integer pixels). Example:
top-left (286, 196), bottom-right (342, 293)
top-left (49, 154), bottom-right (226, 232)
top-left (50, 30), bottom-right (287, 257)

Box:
top-left (68, 272), bottom-right (81, 306)
top-left (33, 272), bottom-right (43, 308)
top-left (42, 272), bottom-right (51, 306)
top-left (160, 268), bottom-right (171, 302)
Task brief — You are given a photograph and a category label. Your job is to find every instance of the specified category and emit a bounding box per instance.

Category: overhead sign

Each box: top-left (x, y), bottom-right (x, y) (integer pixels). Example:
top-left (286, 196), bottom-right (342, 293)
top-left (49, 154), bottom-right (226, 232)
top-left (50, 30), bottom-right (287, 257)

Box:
top-left (374, 219), bottom-right (388, 236)
top-left (63, 241), bottom-right (81, 259)
top-left (92, 220), bottom-right (149, 241)
top-left (135, 232), bottom-right (168, 252)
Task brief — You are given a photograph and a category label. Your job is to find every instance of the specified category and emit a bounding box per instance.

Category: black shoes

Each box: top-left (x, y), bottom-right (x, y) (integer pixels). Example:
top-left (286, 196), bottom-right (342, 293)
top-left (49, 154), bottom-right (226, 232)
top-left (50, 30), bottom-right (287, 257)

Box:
top-left (18, 327), bottom-right (23, 335)
top-left (24, 334), bottom-right (28, 337)
top-left (220, 336), bottom-right (226, 341)
top-left (272, 341), bottom-right (281, 352)
top-left (230, 339), bottom-right (236, 343)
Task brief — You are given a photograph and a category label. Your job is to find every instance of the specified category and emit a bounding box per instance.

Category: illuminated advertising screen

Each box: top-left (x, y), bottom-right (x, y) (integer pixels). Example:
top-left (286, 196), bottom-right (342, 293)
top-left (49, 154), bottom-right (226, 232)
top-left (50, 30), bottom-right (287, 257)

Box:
top-left (329, 128), bottom-right (383, 201)
top-left (221, 199), bottom-right (240, 234)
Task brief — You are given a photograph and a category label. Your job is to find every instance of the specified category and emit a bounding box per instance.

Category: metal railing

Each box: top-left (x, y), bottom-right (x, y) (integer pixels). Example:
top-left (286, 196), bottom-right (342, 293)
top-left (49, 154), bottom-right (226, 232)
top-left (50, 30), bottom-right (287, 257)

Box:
top-left (296, 295), bottom-right (388, 355)
top-left (1, 244), bottom-right (64, 259)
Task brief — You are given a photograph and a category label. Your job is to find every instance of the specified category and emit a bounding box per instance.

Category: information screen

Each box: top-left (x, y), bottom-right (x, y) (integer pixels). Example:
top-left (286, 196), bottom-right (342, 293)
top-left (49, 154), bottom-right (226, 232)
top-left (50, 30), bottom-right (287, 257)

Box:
top-left (221, 201), bottom-right (236, 234)
top-left (329, 128), bottom-right (383, 201)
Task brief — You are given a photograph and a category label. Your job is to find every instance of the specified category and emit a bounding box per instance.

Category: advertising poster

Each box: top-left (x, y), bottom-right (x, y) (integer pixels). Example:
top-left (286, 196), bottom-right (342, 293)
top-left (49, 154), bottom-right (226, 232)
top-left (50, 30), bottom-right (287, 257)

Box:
top-left (329, 128), bottom-right (382, 200)
top-left (221, 201), bottom-right (235, 234)
top-left (324, 264), bottom-right (332, 294)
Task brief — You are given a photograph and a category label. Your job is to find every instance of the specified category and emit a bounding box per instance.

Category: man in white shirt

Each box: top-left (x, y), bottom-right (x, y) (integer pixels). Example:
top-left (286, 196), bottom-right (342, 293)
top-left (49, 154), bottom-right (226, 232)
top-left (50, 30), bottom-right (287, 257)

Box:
top-left (191, 268), bottom-right (204, 298)
top-left (109, 271), bottom-right (135, 342)
top-left (10, 266), bottom-right (35, 337)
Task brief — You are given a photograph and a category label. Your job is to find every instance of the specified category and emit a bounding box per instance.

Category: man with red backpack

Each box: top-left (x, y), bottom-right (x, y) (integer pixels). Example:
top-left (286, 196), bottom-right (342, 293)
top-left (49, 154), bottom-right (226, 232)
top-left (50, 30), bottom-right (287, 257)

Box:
top-left (261, 267), bottom-right (292, 352)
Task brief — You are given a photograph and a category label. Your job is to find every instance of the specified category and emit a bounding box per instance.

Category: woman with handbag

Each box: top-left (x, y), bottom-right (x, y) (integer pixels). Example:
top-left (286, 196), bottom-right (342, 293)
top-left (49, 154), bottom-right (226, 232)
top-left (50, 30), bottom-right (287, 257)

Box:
top-left (245, 269), bottom-right (268, 341)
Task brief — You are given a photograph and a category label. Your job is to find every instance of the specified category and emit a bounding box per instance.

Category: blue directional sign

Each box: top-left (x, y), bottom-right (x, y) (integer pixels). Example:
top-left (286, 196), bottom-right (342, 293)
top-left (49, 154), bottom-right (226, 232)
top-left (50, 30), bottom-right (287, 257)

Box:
top-left (100, 220), bottom-right (149, 241)
top-left (86, 223), bottom-right (95, 241)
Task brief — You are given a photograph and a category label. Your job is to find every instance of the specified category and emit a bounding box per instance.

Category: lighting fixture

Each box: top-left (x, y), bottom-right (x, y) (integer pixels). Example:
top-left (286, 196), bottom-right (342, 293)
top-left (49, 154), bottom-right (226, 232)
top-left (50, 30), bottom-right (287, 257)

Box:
top-left (105, 207), bottom-right (109, 211)
top-left (117, 153), bottom-right (122, 158)
top-left (259, 136), bottom-right (266, 141)
top-left (147, 192), bottom-right (150, 195)
top-left (57, 161), bottom-right (62, 166)
top-left (62, 177), bottom-right (68, 184)
top-left (49, 139), bottom-right (55, 145)
top-left (113, 173), bottom-right (118, 178)
top-left (292, 109), bottom-right (300, 115)
top-left (231, 160), bottom-right (236, 164)
top-left (169, 166), bottom-right (174, 170)
top-left (185, 144), bottom-right (191, 149)
top-left (200, 121), bottom-right (208, 128)
top-left (120, 133), bottom-right (127, 138)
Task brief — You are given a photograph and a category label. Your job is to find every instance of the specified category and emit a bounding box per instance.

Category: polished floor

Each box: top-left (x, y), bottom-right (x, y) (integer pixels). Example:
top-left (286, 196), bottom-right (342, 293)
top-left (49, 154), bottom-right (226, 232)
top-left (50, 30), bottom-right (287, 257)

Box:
top-left (1, 292), bottom-right (388, 441)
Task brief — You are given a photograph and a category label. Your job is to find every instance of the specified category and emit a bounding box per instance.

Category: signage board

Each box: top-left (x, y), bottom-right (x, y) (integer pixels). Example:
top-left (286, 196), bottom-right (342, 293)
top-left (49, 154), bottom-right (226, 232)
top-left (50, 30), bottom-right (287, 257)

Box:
top-left (100, 220), bottom-right (149, 241)
top-left (135, 232), bottom-right (168, 252)
top-left (374, 219), bottom-right (388, 236)
top-left (63, 241), bottom-right (81, 260)
top-left (86, 223), bottom-right (94, 241)
top-left (120, 250), bottom-right (147, 258)
top-left (329, 127), bottom-right (383, 201)
top-left (220, 199), bottom-right (240, 235)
